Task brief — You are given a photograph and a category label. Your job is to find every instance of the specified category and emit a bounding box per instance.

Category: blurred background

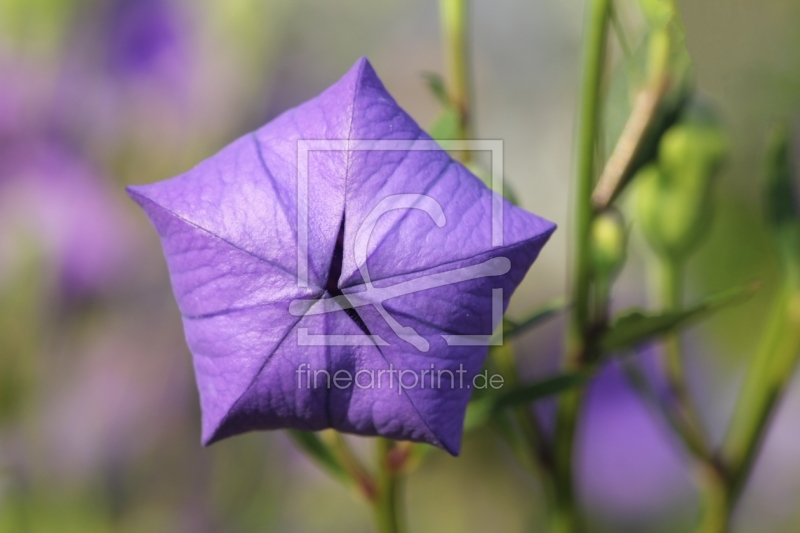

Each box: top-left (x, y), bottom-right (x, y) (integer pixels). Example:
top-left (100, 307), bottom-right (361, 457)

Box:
top-left (0, 0), bottom-right (799, 531)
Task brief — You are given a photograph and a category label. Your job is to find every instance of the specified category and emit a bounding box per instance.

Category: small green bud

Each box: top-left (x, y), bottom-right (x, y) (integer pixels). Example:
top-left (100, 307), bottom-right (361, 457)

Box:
top-left (636, 118), bottom-right (728, 262)
top-left (591, 210), bottom-right (627, 282)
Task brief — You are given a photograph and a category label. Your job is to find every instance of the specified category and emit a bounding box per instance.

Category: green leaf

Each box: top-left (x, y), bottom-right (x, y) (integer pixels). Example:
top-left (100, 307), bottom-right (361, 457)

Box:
top-left (428, 107), bottom-right (461, 141)
top-left (464, 371), bottom-right (587, 431)
top-left (421, 71), bottom-right (450, 107)
top-left (286, 430), bottom-right (348, 482)
top-left (599, 283), bottom-right (760, 353)
top-left (493, 372), bottom-right (589, 410)
top-left (463, 395), bottom-right (495, 432)
top-left (504, 297), bottom-right (567, 339)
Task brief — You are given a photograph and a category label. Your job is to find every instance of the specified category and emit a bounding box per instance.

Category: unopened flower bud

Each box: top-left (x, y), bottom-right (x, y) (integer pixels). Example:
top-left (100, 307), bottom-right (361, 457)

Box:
top-left (591, 210), bottom-right (627, 282)
top-left (636, 118), bottom-right (728, 262)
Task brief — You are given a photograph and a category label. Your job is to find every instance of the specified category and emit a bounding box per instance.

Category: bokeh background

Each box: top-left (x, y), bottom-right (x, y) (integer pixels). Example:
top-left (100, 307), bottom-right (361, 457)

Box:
top-left (0, 0), bottom-right (799, 532)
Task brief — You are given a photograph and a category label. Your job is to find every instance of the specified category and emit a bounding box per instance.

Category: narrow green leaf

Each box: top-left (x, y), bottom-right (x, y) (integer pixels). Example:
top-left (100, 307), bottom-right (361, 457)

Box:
top-left (463, 395), bottom-right (495, 432)
top-left (464, 371), bottom-right (587, 431)
top-left (504, 297), bottom-right (567, 339)
top-left (428, 107), bottom-right (461, 141)
top-left (599, 283), bottom-right (760, 353)
top-left (287, 430), bottom-right (348, 482)
top-left (493, 372), bottom-right (589, 410)
top-left (421, 71), bottom-right (450, 107)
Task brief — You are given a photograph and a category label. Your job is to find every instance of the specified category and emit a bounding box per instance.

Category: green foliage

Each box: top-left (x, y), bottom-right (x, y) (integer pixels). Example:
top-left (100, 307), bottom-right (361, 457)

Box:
top-left (287, 430), bottom-right (349, 483)
top-left (464, 372), bottom-right (587, 432)
top-left (764, 123), bottom-right (800, 275)
top-left (503, 297), bottom-right (566, 340)
top-left (0, 0), bottom-right (87, 55)
top-left (599, 283), bottom-right (758, 353)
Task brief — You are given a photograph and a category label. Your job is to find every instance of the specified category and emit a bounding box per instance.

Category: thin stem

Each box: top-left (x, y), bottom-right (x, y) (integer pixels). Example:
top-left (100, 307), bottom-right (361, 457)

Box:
top-left (609, 2), bottom-right (632, 60)
top-left (658, 258), bottom-right (707, 441)
top-left (622, 359), bottom-right (711, 462)
top-left (490, 344), bottom-right (559, 503)
top-left (554, 0), bottom-right (611, 531)
top-left (655, 258), bottom-right (729, 533)
top-left (373, 439), bottom-right (405, 533)
top-left (568, 0), bottom-right (611, 348)
top-left (695, 462), bottom-right (730, 533)
top-left (439, 0), bottom-right (473, 159)
top-left (323, 431), bottom-right (377, 501)
top-left (721, 124), bottom-right (800, 508)
top-left (723, 288), bottom-right (800, 505)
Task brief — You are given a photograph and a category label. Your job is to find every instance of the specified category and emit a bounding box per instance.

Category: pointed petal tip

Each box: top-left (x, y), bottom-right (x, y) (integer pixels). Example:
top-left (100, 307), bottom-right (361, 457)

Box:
top-left (351, 55), bottom-right (372, 72)
top-left (431, 426), bottom-right (462, 457)
top-left (342, 56), bottom-right (381, 89)
top-left (125, 183), bottom-right (157, 207)
top-left (201, 416), bottom-right (232, 447)
top-left (441, 437), bottom-right (462, 457)
top-left (125, 184), bottom-right (143, 199)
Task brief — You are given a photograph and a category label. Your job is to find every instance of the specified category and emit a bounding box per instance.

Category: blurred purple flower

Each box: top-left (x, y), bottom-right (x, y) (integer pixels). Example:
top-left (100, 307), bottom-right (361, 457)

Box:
top-left (0, 61), bottom-right (52, 141)
top-left (128, 58), bottom-right (555, 454)
top-left (106, 0), bottom-right (187, 81)
top-left (0, 143), bottom-right (133, 296)
top-left (578, 360), bottom-right (692, 519)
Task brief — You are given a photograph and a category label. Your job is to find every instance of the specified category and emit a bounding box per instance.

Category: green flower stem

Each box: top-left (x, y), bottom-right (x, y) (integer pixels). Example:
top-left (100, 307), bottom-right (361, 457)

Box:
top-left (490, 344), bottom-right (560, 507)
top-left (721, 123), bottom-right (800, 509)
top-left (439, 0), bottom-right (473, 160)
top-left (622, 360), bottom-right (711, 462)
top-left (695, 462), bottom-right (730, 533)
top-left (658, 258), bottom-right (709, 443)
top-left (322, 431), bottom-right (378, 500)
top-left (373, 438), bottom-right (406, 533)
top-left (723, 285), bottom-right (800, 505)
top-left (655, 258), bottom-right (730, 533)
top-left (555, 0), bottom-right (611, 530)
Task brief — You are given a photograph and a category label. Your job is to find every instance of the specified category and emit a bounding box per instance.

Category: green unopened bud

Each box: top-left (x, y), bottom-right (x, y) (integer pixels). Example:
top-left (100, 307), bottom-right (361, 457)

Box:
top-left (636, 118), bottom-right (728, 262)
top-left (591, 211), bottom-right (627, 282)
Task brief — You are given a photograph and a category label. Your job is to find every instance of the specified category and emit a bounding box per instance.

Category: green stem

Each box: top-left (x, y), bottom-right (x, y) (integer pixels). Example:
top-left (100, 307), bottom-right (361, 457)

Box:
top-left (656, 258), bottom-right (729, 533)
top-left (322, 432), bottom-right (375, 498)
top-left (659, 258), bottom-right (708, 441)
top-left (723, 287), bottom-right (800, 505)
top-left (490, 344), bottom-right (559, 504)
top-left (568, 0), bottom-right (611, 347)
top-left (439, 0), bottom-right (473, 160)
top-left (721, 124), bottom-right (800, 510)
top-left (373, 439), bottom-right (405, 533)
top-left (554, 0), bottom-right (611, 530)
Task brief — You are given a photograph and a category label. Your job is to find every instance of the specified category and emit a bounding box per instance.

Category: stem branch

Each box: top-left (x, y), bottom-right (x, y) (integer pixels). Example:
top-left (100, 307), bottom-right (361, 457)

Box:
top-left (555, 1), bottom-right (611, 531)
top-left (373, 439), bottom-right (405, 533)
top-left (439, 0), bottom-right (473, 159)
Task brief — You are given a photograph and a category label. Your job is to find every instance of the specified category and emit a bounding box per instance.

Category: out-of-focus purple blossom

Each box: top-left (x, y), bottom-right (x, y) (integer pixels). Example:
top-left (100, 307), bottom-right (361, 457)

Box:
top-left (0, 144), bottom-right (134, 296)
top-left (42, 322), bottom-right (192, 480)
top-left (105, 0), bottom-right (188, 83)
top-left (578, 360), bottom-right (692, 519)
top-left (0, 61), bottom-right (52, 141)
top-left (129, 58), bottom-right (555, 454)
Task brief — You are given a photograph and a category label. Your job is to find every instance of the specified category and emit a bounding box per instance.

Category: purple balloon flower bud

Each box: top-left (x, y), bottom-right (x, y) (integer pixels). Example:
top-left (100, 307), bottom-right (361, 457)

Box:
top-left (128, 58), bottom-right (555, 454)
